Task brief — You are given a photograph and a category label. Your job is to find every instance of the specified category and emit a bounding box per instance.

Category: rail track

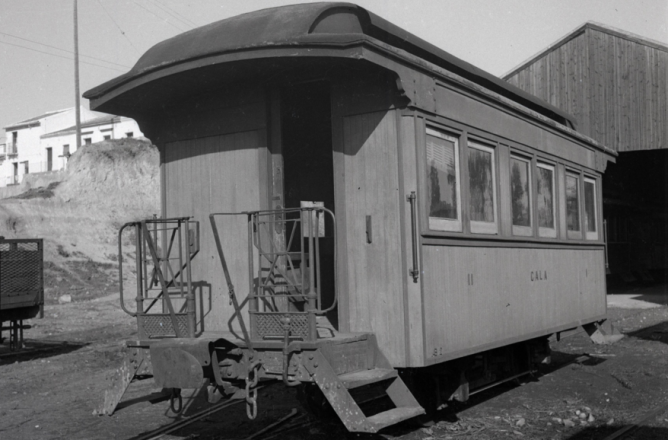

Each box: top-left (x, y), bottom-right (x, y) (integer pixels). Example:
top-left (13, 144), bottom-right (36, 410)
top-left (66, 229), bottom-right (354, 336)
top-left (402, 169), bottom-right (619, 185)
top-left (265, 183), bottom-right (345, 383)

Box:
top-left (602, 401), bottom-right (668, 440)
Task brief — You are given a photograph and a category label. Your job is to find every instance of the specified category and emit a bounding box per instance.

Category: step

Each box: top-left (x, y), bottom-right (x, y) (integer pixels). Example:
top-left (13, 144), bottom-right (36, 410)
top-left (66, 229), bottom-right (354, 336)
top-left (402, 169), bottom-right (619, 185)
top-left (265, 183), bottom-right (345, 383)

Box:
top-left (338, 368), bottom-right (397, 389)
top-left (366, 406), bottom-right (425, 432)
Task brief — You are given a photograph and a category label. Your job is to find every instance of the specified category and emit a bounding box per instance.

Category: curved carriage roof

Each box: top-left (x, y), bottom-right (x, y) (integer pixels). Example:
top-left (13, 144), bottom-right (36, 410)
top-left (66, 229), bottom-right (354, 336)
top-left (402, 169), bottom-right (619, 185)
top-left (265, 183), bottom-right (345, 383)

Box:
top-left (84, 2), bottom-right (575, 127)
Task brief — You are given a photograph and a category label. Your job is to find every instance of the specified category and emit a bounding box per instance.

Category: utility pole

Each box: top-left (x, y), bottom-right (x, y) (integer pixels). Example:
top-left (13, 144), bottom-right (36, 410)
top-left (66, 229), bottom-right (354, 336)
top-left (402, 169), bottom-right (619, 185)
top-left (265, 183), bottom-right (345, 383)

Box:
top-left (74, 0), bottom-right (81, 151)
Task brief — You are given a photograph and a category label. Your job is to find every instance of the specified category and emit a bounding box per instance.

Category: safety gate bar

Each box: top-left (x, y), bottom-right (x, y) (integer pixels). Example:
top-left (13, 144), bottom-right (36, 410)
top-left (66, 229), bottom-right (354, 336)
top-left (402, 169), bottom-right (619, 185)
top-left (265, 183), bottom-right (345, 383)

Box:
top-left (118, 217), bottom-right (199, 339)
top-left (210, 207), bottom-right (337, 345)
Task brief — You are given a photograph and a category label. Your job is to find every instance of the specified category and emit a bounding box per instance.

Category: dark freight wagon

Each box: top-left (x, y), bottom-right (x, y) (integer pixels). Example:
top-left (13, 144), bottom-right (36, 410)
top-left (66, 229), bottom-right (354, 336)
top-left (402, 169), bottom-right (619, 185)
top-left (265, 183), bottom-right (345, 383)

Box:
top-left (0, 239), bottom-right (44, 350)
top-left (85, 3), bottom-right (619, 433)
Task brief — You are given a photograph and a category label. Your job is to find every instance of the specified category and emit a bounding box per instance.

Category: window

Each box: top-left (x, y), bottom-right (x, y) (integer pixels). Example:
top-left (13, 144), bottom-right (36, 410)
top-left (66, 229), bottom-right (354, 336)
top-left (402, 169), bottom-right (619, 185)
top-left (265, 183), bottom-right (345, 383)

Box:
top-left (126, 132), bottom-right (133, 138)
top-left (84, 138), bottom-right (92, 145)
top-left (468, 141), bottom-right (497, 234)
top-left (104, 135), bottom-right (111, 140)
top-left (63, 145), bottom-right (70, 157)
top-left (537, 163), bottom-right (556, 238)
top-left (426, 127), bottom-right (461, 232)
top-left (510, 155), bottom-right (532, 236)
top-left (566, 172), bottom-right (581, 237)
top-left (584, 177), bottom-right (598, 240)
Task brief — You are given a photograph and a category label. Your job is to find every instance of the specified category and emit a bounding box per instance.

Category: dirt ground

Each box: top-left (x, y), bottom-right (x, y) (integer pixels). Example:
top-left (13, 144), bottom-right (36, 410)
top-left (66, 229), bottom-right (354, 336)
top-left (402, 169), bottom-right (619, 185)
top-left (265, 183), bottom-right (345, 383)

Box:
top-left (1, 283), bottom-right (668, 440)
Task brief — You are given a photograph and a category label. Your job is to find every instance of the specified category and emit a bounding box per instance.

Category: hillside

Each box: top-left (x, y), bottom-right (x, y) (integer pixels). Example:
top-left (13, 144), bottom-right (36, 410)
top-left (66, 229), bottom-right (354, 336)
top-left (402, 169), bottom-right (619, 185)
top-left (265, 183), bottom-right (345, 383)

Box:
top-left (0, 138), bottom-right (160, 304)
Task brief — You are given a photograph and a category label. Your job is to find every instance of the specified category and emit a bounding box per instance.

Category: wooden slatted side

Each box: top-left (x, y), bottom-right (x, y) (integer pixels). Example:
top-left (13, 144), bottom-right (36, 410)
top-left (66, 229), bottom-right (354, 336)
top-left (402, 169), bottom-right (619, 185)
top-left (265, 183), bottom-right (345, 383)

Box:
top-left (422, 246), bottom-right (606, 363)
top-left (588, 29), bottom-right (668, 151)
top-left (163, 131), bottom-right (262, 333)
top-left (507, 25), bottom-right (667, 152)
top-left (342, 110), bottom-right (406, 366)
top-left (506, 32), bottom-right (591, 137)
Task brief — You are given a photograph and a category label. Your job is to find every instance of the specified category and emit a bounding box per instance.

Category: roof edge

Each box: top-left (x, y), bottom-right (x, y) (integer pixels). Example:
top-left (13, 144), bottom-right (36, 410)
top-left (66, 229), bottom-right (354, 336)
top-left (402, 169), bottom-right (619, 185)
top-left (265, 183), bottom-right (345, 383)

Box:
top-left (502, 21), bottom-right (668, 80)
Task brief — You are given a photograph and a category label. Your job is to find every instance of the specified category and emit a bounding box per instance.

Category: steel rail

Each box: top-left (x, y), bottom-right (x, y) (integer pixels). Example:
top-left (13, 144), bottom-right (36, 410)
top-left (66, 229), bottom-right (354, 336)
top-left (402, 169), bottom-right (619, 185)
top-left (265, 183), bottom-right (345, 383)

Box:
top-left (601, 401), bottom-right (668, 440)
top-left (135, 397), bottom-right (245, 440)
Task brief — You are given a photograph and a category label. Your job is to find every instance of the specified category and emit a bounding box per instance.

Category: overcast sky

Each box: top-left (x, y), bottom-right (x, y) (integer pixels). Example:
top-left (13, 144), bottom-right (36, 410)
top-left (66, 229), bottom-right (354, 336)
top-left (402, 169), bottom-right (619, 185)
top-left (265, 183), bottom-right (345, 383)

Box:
top-left (1, 0), bottom-right (666, 142)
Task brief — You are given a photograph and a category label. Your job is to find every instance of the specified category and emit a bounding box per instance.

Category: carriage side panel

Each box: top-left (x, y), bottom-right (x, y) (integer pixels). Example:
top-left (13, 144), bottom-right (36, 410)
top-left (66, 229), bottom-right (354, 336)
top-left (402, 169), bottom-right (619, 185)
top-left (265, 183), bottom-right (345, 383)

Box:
top-left (422, 246), bottom-right (606, 363)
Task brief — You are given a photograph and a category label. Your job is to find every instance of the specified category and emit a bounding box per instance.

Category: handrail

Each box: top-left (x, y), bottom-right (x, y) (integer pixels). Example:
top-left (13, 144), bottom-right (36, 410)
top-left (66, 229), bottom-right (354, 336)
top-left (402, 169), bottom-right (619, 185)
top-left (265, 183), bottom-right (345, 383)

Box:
top-left (117, 221), bottom-right (138, 317)
top-left (249, 207), bottom-right (338, 314)
top-left (407, 192), bottom-right (420, 283)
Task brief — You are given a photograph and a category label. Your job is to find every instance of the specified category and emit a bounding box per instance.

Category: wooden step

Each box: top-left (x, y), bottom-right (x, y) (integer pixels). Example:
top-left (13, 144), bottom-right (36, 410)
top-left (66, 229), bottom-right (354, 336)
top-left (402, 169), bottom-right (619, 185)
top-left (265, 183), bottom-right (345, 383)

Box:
top-left (338, 368), bottom-right (397, 389)
top-left (366, 406), bottom-right (425, 431)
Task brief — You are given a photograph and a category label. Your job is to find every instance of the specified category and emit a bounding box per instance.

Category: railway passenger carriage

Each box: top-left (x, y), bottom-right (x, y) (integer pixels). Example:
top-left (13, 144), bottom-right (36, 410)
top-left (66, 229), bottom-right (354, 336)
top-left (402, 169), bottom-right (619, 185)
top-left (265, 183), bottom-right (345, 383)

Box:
top-left (85, 3), bottom-right (617, 432)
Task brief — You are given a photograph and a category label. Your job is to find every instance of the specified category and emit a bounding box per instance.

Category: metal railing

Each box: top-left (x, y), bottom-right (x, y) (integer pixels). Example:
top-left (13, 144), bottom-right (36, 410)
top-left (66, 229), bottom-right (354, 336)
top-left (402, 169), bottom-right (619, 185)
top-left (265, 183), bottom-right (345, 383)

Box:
top-left (118, 217), bottom-right (200, 339)
top-left (210, 207), bottom-right (337, 344)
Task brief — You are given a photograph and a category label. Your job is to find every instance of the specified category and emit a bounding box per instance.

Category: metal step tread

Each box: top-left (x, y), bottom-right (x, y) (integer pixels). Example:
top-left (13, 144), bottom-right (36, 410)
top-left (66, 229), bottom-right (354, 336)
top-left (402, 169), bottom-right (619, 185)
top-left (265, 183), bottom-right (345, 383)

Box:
top-left (366, 406), bottom-right (425, 430)
top-left (338, 368), bottom-right (397, 389)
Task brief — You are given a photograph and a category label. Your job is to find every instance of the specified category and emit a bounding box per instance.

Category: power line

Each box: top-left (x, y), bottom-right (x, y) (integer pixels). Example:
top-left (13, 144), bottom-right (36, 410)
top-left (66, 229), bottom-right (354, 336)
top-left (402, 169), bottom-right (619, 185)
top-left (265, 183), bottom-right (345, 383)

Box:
top-left (0, 31), bottom-right (131, 69)
top-left (131, 0), bottom-right (187, 32)
top-left (0, 39), bottom-right (126, 72)
top-left (147, 0), bottom-right (197, 29)
top-left (96, 0), bottom-right (140, 54)
top-left (152, 0), bottom-right (198, 27)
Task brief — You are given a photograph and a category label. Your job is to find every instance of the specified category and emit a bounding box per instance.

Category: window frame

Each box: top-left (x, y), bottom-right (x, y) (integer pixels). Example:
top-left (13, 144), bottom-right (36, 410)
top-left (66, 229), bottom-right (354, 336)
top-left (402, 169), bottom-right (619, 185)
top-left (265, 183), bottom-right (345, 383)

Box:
top-left (467, 140), bottom-right (498, 235)
top-left (583, 176), bottom-right (599, 240)
top-left (565, 170), bottom-right (582, 239)
top-left (425, 126), bottom-right (462, 233)
top-left (509, 153), bottom-right (533, 237)
top-left (536, 161), bottom-right (557, 238)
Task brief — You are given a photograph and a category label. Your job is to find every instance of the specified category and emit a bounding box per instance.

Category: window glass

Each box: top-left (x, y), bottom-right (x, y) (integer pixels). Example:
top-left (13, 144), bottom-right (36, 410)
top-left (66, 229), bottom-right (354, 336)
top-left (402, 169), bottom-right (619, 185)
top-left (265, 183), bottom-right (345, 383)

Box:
top-left (510, 156), bottom-right (531, 230)
top-left (566, 173), bottom-right (581, 232)
top-left (537, 163), bottom-right (556, 237)
top-left (426, 128), bottom-right (461, 231)
top-left (584, 177), bottom-right (598, 239)
top-left (468, 142), bottom-right (497, 234)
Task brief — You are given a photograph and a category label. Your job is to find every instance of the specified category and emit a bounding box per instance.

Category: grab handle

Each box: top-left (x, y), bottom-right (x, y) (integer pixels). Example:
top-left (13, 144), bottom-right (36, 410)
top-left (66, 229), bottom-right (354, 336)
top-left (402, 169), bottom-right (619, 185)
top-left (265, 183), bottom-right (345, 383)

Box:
top-left (407, 192), bottom-right (419, 283)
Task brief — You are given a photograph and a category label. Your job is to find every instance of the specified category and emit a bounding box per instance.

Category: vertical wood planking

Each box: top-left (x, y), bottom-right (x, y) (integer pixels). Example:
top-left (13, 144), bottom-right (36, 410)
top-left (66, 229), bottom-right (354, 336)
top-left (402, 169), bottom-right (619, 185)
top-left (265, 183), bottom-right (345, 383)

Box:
top-left (422, 246), bottom-right (606, 362)
top-left (506, 25), bottom-right (667, 151)
top-left (343, 110), bottom-right (406, 366)
top-left (164, 131), bottom-right (262, 333)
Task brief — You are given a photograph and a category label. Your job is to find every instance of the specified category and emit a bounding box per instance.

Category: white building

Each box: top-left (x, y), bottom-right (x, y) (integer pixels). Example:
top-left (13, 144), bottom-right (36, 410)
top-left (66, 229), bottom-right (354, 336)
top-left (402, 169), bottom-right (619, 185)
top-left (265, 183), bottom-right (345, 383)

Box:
top-left (1, 107), bottom-right (143, 186)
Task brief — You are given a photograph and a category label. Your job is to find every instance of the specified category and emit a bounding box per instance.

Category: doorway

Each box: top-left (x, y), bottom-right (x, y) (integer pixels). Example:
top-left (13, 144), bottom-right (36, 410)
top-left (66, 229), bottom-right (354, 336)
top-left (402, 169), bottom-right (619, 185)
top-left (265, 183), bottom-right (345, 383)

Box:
top-left (280, 81), bottom-right (337, 326)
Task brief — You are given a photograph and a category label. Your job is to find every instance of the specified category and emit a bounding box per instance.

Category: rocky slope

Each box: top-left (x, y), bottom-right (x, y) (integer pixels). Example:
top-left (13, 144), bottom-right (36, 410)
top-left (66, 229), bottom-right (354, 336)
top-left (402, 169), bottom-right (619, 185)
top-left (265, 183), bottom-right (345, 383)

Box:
top-left (0, 138), bottom-right (160, 304)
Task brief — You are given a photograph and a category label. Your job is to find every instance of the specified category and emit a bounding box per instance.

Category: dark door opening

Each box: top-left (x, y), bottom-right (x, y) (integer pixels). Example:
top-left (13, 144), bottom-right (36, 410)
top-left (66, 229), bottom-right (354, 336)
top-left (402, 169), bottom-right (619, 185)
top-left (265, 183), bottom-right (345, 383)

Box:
top-left (46, 147), bottom-right (53, 171)
top-left (280, 81), bottom-right (337, 327)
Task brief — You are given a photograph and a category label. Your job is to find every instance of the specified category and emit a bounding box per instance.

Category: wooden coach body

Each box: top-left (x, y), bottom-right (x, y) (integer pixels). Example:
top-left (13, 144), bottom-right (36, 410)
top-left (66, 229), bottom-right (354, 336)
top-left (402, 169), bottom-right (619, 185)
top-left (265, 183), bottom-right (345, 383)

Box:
top-left (85, 3), bottom-right (615, 371)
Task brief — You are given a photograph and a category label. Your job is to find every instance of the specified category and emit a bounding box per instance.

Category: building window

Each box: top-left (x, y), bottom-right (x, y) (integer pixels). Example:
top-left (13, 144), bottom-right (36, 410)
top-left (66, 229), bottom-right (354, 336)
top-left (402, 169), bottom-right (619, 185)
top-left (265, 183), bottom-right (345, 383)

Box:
top-left (584, 177), bottom-right (598, 240)
top-left (126, 132), bottom-right (133, 138)
top-left (468, 141), bottom-right (497, 234)
top-left (63, 145), bottom-right (70, 157)
top-left (104, 135), bottom-right (111, 140)
top-left (426, 127), bottom-right (461, 232)
top-left (566, 172), bottom-right (581, 237)
top-left (84, 138), bottom-right (92, 145)
top-left (510, 155), bottom-right (532, 236)
top-left (22, 161), bottom-right (29, 175)
top-left (537, 163), bottom-right (556, 238)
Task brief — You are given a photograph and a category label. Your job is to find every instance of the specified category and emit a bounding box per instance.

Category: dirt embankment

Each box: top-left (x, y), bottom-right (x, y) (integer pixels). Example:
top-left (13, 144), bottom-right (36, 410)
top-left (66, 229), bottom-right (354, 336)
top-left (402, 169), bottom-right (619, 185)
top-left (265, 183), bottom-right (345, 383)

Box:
top-left (0, 138), bottom-right (160, 304)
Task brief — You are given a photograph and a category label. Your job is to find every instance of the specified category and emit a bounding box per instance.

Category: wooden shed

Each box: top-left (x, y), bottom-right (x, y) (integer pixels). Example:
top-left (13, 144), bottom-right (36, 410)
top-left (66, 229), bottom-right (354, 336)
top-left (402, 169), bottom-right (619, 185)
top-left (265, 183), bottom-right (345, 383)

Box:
top-left (504, 22), bottom-right (668, 276)
top-left (85, 4), bottom-right (616, 421)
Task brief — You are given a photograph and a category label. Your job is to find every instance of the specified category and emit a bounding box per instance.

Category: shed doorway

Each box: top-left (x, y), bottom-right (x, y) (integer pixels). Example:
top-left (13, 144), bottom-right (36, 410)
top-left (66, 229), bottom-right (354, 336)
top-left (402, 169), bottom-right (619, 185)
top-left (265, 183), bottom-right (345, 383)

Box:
top-left (280, 81), bottom-right (337, 327)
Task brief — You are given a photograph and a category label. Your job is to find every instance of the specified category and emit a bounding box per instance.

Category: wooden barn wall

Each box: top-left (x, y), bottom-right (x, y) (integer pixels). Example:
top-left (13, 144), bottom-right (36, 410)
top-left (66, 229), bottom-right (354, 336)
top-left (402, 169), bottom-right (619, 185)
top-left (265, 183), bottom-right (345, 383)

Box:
top-left (161, 87), bottom-right (266, 334)
top-left (505, 32), bottom-right (591, 137)
top-left (506, 28), bottom-right (668, 152)
top-left (588, 29), bottom-right (668, 152)
top-left (422, 247), bottom-right (606, 363)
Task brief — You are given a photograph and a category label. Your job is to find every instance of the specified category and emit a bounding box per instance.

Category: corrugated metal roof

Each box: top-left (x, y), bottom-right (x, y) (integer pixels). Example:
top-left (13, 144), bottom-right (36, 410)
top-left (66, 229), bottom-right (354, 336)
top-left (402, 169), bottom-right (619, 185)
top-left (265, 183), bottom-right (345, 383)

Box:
top-left (84, 2), bottom-right (576, 127)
